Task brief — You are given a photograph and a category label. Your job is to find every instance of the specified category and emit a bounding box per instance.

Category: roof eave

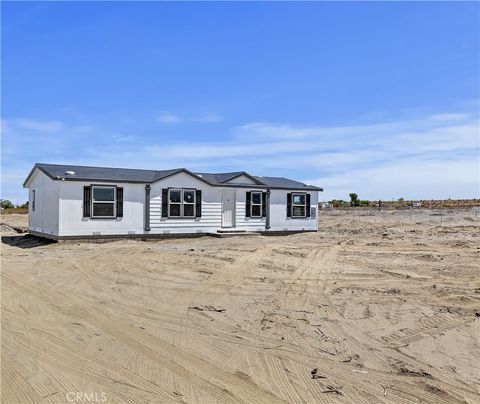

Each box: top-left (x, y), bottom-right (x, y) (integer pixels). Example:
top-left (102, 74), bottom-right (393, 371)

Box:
top-left (23, 164), bottom-right (57, 187)
top-left (23, 163), bottom-right (323, 191)
top-left (150, 168), bottom-right (214, 186)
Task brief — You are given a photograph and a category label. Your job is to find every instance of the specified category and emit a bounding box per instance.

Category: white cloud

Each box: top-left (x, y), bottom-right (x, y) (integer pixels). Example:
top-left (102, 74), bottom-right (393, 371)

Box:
top-left (156, 112), bottom-right (182, 124)
top-left (94, 111), bottom-right (478, 200)
top-left (2, 109), bottom-right (478, 202)
top-left (155, 111), bottom-right (223, 124)
top-left (429, 113), bottom-right (467, 121)
top-left (16, 118), bottom-right (64, 132)
top-left (110, 133), bottom-right (137, 142)
top-left (0, 119), bottom-right (9, 135)
top-left (193, 114), bottom-right (223, 123)
top-left (306, 157), bottom-right (479, 201)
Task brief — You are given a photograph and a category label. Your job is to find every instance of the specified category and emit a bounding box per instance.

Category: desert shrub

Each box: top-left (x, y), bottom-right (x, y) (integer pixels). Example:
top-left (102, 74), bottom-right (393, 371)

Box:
top-left (330, 199), bottom-right (348, 208)
top-left (3, 207), bottom-right (28, 214)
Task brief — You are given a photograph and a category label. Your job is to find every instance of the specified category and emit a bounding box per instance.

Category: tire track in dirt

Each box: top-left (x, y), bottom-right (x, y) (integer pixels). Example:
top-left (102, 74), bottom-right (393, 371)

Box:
top-left (313, 244), bottom-right (480, 402)
top-left (240, 245), bottom-right (347, 402)
top-left (3, 211), bottom-right (479, 403)
top-left (15, 333), bottom-right (176, 403)
top-left (1, 356), bottom-right (42, 404)
top-left (4, 270), bottom-right (475, 404)
top-left (2, 273), bottom-right (287, 404)
top-left (183, 243), bottom-right (315, 402)
top-left (186, 245), bottom-right (269, 301)
top-left (383, 313), bottom-right (474, 347)
top-left (277, 241), bottom-right (477, 403)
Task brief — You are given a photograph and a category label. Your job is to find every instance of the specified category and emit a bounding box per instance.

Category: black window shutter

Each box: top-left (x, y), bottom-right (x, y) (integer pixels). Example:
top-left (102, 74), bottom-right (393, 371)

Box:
top-left (287, 193), bottom-right (292, 217)
top-left (195, 189), bottom-right (202, 218)
top-left (306, 193), bottom-right (311, 217)
top-left (83, 186), bottom-right (91, 218)
top-left (116, 187), bottom-right (124, 218)
top-left (245, 191), bottom-right (251, 217)
top-left (262, 192), bottom-right (267, 217)
top-left (161, 188), bottom-right (168, 217)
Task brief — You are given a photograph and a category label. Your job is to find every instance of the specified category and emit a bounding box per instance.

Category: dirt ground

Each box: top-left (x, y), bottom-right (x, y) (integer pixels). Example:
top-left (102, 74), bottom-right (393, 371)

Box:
top-left (1, 209), bottom-right (479, 403)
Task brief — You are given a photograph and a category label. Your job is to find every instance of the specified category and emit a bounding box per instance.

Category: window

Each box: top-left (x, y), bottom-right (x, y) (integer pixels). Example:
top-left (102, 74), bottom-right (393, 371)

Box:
top-left (292, 193), bottom-right (306, 217)
top-left (169, 189), bottom-right (181, 217)
top-left (183, 189), bottom-right (195, 217)
top-left (168, 188), bottom-right (195, 218)
top-left (32, 190), bottom-right (35, 212)
top-left (92, 186), bottom-right (116, 218)
top-left (251, 191), bottom-right (262, 217)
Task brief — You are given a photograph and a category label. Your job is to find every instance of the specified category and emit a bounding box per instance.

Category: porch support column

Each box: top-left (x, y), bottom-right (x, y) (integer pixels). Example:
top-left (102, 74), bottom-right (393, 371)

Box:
top-left (266, 189), bottom-right (271, 230)
top-left (145, 184), bottom-right (151, 232)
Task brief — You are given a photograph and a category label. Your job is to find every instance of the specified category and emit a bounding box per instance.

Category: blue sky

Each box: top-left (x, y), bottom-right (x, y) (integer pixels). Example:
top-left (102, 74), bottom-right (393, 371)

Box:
top-left (2, 1), bottom-right (479, 203)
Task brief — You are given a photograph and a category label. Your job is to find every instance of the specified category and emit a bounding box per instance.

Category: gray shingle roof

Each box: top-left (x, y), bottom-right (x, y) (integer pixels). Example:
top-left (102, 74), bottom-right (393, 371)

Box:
top-left (24, 163), bottom-right (323, 191)
top-left (194, 171), bottom-right (264, 185)
top-left (253, 176), bottom-right (317, 189)
top-left (193, 172), bottom-right (243, 184)
top-left (27, 163), bottom-right (181, 183)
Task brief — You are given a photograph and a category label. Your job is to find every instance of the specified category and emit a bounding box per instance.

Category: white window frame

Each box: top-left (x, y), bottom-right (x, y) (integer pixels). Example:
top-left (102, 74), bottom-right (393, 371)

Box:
top-left (168, 188), bottom-right (196, 218)
top-left (91, 185), bottom-right (116, 219)
top-left (250, 191), bottom-right (263, 218)
top-left (291, 192), bottom-right (306, 218)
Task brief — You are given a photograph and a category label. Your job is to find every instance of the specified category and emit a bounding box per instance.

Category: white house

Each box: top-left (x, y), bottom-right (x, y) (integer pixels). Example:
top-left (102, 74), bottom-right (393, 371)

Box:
top-left (23, 163), bottom-right (323, 241)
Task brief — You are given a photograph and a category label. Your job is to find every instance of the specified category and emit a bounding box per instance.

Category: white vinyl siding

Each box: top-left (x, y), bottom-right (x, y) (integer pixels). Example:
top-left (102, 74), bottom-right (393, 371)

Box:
top-left (27, 170), bottom-right (59, 236)
top-left (149, 172), bottom-right (221, 232)
top-left (28, 168), bottom-right (318, 237)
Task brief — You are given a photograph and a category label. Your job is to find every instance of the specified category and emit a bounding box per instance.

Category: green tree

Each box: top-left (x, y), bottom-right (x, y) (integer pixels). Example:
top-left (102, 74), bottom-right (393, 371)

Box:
top-left (349, 193), bottom-right (359, 207)
top-left (0, 199), bottom-right (14, 209)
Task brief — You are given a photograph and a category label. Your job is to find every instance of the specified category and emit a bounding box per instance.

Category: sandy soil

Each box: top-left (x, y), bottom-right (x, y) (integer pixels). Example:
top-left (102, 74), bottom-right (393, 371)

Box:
top-left (1, 209), bottom-right (479, 403)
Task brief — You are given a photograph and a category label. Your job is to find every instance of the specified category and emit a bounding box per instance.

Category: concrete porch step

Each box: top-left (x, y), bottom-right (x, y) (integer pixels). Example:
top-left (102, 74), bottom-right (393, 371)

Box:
top-left (209, 229), bottom-right (261, 238)
top-left (216, 229), bottom-right (247, 234)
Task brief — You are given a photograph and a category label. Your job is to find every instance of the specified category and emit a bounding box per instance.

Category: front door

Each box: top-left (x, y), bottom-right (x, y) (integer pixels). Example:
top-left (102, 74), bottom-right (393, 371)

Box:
top-left (222, 190), bottom-right (236, 228)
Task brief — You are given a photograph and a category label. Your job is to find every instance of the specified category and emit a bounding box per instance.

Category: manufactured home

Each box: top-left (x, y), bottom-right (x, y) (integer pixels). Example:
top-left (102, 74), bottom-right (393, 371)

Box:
top-left (23, 163), bottom-right (323, 240)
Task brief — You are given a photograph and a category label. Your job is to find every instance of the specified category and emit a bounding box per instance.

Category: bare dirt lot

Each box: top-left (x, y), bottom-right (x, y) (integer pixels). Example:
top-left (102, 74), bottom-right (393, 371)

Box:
top-left (1, 209), bottom-right (479, 403)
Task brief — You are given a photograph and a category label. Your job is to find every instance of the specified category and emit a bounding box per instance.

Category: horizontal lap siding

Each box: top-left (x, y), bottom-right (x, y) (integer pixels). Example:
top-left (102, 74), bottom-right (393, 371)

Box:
top-left (149, 172), bottom-right (222, 232)
top-left (149, 201), bottom-right (222, 228)
top-left (149, 173), bottom-right (319, 233)
top-left (235, 193), bottom-right (266, 230)
top-left (49, 168), bottom-right (319, 237)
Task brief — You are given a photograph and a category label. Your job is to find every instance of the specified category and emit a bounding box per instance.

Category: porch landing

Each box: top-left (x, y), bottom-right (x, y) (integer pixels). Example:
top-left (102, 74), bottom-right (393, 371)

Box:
top-left (209, 229), bottom-right (261, 238)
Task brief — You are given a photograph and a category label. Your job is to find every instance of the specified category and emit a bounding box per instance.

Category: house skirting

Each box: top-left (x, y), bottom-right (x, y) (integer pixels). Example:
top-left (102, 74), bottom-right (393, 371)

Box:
top-left (28, 229), bottom-right (317, 243)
